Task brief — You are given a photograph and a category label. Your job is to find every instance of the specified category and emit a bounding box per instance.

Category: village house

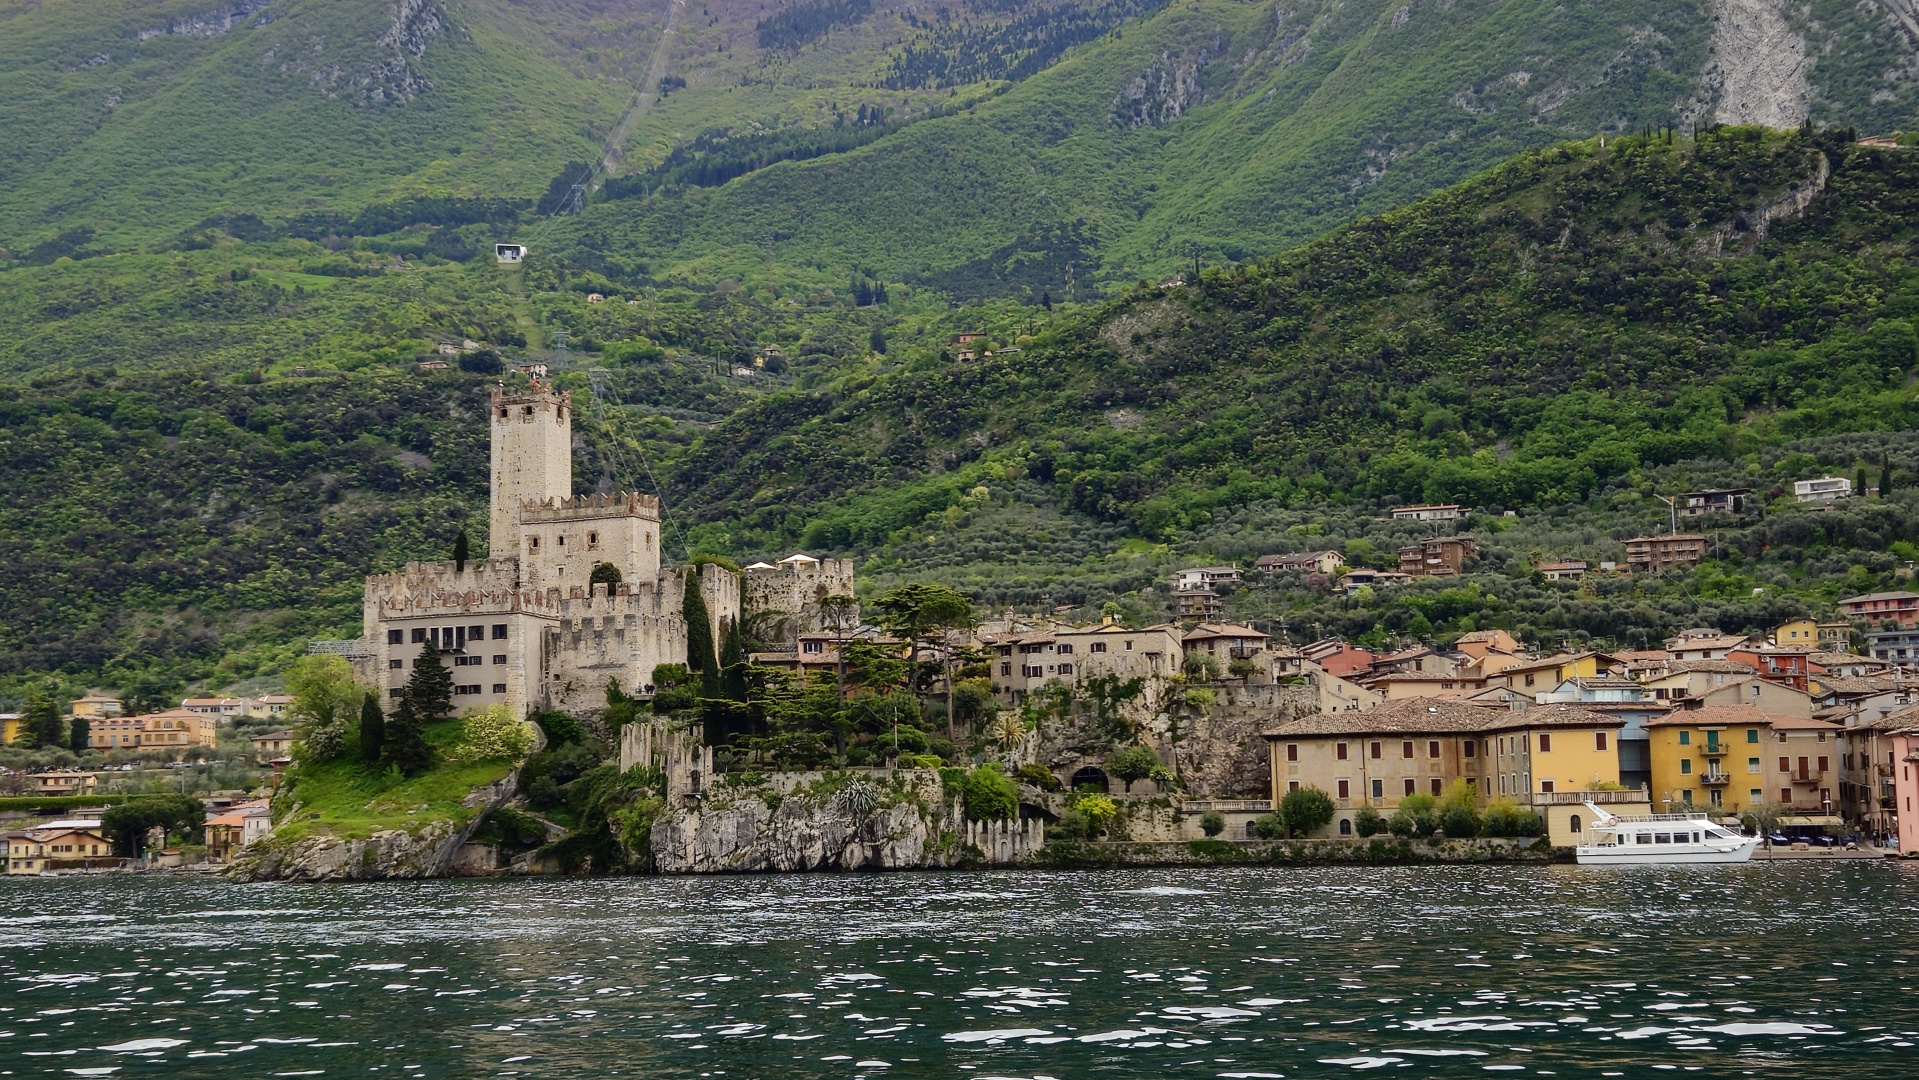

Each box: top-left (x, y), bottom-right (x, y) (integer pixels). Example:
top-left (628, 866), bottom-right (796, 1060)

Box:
top-left (1840, 590), bottom-right (1919, 629)
top-left (1725, 646), bottom-right (1815, 691)
top-left (5, 820), bottom-right (114, 874)
top-left (1493, 651), bottom-right (1619, 693)
top-left (1890, 726), bottom-right (1919, 855)
top-left (1773, 618), bottom-right (1821, 647)
top-left (1173, 587), bottom-right (1222, 620)
top-left (1663, 628), bottom-right (1752, 661)
top-left (1643, 705), bottom-right (1777, 815)
top-left (1865, 627), bottom-right (1919, 662)
top-left (1390, 503), bottom-right (1468, 521)
top-left (29, 770), bottom-right (97, 796)
top-left (250, 730), bottom-right (293, 762)
top-left (68, 695), bottom-right (124, 718)
top-left (1533, 676), bottom-right (1669, 790)
top-left (1260, 698), bottom-right (1631, 845)
top-left (204, 802), bottom-right (273, 862)
top-left (1673, 675), bottom-right (1816, 718)
top-left (1302, 639), bottom-right (1376, 680)
top-left (1534, 560), bottom-right (1587, 581)
top-left (1182, 623), bottom-right (1269, 662)
top-left (1678, 488), bottom-right (1751, 517)
top-left (1451, 629), bottom-right (1521, 659)
top-left (1794, 476), bottom-right (1853, 502)
top-left (1337, 568), bottom-right (1414, 594)
top-left (1766, 715), bottom-right (1847, 818)
top-left (1397, 536), bottom-right (1476, 577)
top-left (1255, 550), bottom-right (1345, 575)
top-left (1624, 534), bottom-right (1707, 573)
top-left (1840, 709), bottom-right (1919, 841)
top-left (986, 618), bottom-right (1183, 704)
top-left (1174, 565), bottom-right (1242, 591)
top-left (181, 697), bottom-right (248, 718)
top-left (89, 708), bottom-right (218, 753)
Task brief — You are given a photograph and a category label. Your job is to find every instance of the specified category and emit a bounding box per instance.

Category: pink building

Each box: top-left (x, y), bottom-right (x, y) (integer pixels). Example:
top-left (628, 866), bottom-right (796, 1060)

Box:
top-left (1895, 729), bottom-right (1919, 857)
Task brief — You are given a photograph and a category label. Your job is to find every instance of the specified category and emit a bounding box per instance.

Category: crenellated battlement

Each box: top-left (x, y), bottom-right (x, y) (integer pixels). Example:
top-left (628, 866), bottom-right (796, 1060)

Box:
top-left (519, 491), bottom-right (661, 522)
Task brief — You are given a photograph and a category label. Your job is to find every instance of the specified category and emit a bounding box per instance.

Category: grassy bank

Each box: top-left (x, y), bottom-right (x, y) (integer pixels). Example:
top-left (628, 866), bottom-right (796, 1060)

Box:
top-left (269, 718), bottom-right (517, 844)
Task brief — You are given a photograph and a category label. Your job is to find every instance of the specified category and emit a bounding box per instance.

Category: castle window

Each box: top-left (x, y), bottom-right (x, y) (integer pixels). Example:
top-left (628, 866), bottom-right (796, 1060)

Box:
top-left (492, 684), bottom-right (507, 694)
top-left (557, 535), bottom-right (565, 546)
top-left (492, 624), bottom-right (508, 639)
top-left (390, 689), bottom-right (405, 699)
top-left (528, 536), bottom-right (539, 550)
top-left (468, 625), bottom-right (485, 642)
top-left (522, 405), bottom-right (533, 418)
top-left (499, 407), bottom-right (508, 419)
top-left (493, 654), bottom-right (507, 665)
top-left (387, 629), bottom-right (403, 644)
top-left (411, 628), bottom-right (427, 643)
top-left (389, 659), bottom-right (402, 670)
top-left (587, 532), bottom-right (599, 548)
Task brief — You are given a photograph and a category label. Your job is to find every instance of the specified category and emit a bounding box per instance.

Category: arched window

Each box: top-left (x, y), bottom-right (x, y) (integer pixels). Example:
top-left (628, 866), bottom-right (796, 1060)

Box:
top-left (1070, 766), bottom-right (1109, 793)
top-left (1339, 818), bottom-right (1352, 836)
top-left (1569, 814), bottom-right (1582, 835)
top-left (1245, 821), bottom-right (1259, 838)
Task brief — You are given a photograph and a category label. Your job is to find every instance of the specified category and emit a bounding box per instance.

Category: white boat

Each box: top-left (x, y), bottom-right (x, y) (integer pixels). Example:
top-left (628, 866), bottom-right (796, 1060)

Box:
top-left (1575, 801), bottom-right (1759, 865)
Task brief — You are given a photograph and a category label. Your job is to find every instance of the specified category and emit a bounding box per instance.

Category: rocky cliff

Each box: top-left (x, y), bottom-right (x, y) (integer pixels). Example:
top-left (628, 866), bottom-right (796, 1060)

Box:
top-left (226, 769), bottom-right (520, 882)
top-left (648, 770), bottom-right (967, 873)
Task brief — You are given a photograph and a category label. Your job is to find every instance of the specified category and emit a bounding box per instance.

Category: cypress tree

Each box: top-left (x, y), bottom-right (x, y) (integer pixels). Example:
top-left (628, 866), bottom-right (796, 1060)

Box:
top-left (869, 326), bottom-right (887, 354)
top-left (406, 640), bottom-right (454, 722)
top-left (721, 618), bottom-right (748, 700)
top-left (453, 528), bottom-right (470, 572)
top-left (383, 696), bottom-right (431, 775)
top-left (1857, 467), bottom-right (1868, 497)
top-left (683, 574), bottom-right (718, 698)
top-left (67, 713), bottom-right (89, 754)
top-left (359, 692), bottom-right (386, 765)
top-left (1882, 458), bottom-right (1894, 496)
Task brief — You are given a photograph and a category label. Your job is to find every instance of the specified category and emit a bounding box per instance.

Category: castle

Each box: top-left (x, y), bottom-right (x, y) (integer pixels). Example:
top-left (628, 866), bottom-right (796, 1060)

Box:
top-left (352, 382), bottom-right (854, 715)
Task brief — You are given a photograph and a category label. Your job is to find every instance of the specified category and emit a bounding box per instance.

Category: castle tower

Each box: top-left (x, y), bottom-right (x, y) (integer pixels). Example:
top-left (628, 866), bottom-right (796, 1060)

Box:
top-left (489, 384), bottom-right (573, 561)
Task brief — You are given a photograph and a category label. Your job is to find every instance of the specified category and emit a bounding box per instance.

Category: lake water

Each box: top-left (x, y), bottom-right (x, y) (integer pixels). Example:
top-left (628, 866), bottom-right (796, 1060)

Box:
top-left (3, 863), bottom-right (1916, 1079)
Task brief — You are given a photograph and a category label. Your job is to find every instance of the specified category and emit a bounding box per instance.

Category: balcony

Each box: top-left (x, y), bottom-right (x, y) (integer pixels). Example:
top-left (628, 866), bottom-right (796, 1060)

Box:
top-left (1700, 744), bottom-right (1730, 757)
top-left (1700, 772), bottom-right (1733, 787)
top-left (1789, 771), bottom-right (1828, 787)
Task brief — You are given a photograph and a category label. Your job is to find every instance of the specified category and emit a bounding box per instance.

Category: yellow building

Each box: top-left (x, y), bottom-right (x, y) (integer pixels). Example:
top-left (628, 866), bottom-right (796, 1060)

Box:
top-left (0, 714), bottom-right (19, 746)
top-left (1774, 619), bottom-right (1820, 647)
top-left (1261, 699), bottom-right (1627, 845)
top-left (1644, 705), bottom-right (1776, 814)
top-left (5, 823), bottom-right (112, 873)
top-left (1496, 651), bottom-right (1620, 693)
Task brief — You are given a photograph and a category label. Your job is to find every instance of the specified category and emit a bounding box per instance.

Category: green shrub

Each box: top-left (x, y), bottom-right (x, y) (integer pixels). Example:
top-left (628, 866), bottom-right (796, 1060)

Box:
top-left (961, 762), bottom-right (1019, 822)
top-left (1199, 809), bottom-right (1225, 837)
top-left (1279, 786), bottom-right (1336, 837)
top-left (1480, 798), bottom-right (1546, 837)
top-left (1015, 762), bottom-right (1061, 790)
top-left (1250, 813), bottom-right (1286, 840)
top-left (1353, 805), bottom-right (1384, 838)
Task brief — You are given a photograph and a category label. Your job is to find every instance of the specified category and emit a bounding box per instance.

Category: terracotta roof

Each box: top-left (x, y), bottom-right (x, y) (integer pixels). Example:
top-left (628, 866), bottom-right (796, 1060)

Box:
top-left (1811, 676), bottom-right (1902, 696)
top-left (1766, 715), bottom-right (1845, 732)
top-left (1840, 591), bottom-right (1919, 604)
top-left (1183, 623), bottom-right (1266, 640)
top-left (1850, 705), bottom-right (1919, 732)
top-left (1659, 660), bottom-right (1758, 675)
top-left (1262, 699), bottom-right (1619, 738)
top-left (1454, 630), bottom-right (1508, 644)
top-left (1642, 704), bottom-right (1782, 728)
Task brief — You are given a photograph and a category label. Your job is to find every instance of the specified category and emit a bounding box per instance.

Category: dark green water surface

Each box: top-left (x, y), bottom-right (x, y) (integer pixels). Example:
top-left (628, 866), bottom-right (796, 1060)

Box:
top-left (2, 862), bottom-right (1916, 1079)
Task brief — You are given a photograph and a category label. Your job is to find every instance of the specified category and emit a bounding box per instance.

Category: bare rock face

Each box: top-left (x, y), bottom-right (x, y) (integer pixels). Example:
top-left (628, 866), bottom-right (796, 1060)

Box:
top-left (226, 770), bottom-right (519, 882)
top-left (1700, 0), bottom-right (1809, 128)
top-left (1153, 682), bottom-right (1317, 798)
top-left (1114, 44), bottom-right (1218, 128)
top-left (650, 774), bottom-right (965, 873)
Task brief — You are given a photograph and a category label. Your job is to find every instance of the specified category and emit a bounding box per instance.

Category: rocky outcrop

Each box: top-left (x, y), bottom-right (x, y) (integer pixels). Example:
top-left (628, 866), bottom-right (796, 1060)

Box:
top-left (226, 768), bottom-right (520, 882)
top-left (136, 0), bottom-right (272, 41)
top-left (1153, 682), bottom-right (1317, 798)
top-left (649, 771), bottom-right (967, 873)
top-left (1700, 0), bottom-right (1809, 128)
top-left (1114, 43), bottom-right (1219, 128)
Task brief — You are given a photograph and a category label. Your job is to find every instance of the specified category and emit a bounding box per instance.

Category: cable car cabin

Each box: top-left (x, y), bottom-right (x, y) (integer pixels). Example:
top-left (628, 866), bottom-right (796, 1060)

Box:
top-left (495, 243), bottom-right (526, 264)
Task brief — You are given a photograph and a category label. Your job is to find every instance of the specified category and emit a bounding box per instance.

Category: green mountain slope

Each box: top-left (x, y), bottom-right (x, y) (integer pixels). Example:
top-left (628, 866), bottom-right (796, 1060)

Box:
top-left (559, 0), bottom-right (1919, 292)
top-left (663, 128), bottom-right (1919, 545)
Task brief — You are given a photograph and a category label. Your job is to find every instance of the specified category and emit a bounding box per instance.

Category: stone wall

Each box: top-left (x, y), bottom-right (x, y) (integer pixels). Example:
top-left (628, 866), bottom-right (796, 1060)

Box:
top-left (648, 769), bottom-right (967, 873)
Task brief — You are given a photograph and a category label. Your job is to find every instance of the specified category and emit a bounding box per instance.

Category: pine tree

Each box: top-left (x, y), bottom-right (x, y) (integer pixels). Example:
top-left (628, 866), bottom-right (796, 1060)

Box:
top-left (406, 641), bottom-right (453, 722)
top-left (67, 713), bottom-right (89, 754)
top-left (383, 695), bottom-right (432, 775)
top-left (359, 692), bottom-right (386, 765)
top-left (453, 528), bottom-right (470, 572)
top-left (18, 688), bottom-right (61, 750)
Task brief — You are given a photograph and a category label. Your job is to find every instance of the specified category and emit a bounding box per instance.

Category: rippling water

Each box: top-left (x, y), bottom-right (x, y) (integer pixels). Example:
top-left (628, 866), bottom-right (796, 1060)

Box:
top-left (2, 862), bottom-right (1915, 1078)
